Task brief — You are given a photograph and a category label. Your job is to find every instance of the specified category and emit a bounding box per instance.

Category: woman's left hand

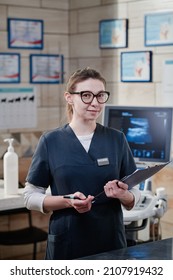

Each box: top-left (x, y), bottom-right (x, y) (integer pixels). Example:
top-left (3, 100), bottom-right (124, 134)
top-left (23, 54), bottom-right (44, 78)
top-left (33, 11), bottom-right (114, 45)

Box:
top-left (104, 180), bottom-right (128, 198)
top-left (104, 180), bottom-right (134, 209)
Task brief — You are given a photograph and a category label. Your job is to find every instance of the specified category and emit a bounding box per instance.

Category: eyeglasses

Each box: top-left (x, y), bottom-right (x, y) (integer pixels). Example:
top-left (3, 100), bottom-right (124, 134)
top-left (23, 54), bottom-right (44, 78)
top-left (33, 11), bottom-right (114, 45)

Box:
top-left (69, 91), bottom-right (110, 104)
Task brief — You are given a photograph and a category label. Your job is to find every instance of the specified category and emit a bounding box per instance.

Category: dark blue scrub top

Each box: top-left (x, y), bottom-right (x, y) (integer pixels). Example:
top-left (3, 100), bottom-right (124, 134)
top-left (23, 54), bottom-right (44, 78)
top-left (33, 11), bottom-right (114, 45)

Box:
top-left (27, 123), bottom-right (136, 259)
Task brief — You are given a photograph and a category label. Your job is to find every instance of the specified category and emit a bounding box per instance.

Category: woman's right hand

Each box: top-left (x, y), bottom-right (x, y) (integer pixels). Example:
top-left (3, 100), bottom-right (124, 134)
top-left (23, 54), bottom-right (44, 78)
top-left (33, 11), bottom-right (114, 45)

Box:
top-left (66, 192), bottom-right (94, 213)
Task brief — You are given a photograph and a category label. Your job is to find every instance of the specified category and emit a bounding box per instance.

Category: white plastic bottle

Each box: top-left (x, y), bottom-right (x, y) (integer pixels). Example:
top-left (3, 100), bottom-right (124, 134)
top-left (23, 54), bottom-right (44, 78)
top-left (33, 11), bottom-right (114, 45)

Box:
top-left (3, 138), bottom-right (19, 195)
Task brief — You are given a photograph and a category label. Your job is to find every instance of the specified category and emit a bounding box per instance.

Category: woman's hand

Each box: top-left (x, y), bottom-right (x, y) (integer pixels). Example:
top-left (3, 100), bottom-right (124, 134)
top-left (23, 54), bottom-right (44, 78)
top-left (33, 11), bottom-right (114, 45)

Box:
top-left (66, 192), bottom-right (94, 213)
top-left (104, 180), bottom-right (134, 209)
top-left (104, 180), bottom-right (128, 198)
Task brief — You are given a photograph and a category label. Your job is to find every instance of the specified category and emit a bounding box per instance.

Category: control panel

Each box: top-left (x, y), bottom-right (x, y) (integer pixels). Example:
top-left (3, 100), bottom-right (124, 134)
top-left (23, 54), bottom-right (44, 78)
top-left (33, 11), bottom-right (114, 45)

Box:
top-left (123, 189), bottom-right (166, 224)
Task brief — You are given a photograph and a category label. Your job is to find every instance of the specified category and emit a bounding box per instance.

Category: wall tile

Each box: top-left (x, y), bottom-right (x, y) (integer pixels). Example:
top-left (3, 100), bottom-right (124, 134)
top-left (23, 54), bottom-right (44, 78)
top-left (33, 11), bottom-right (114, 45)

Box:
top-left (41, 0), bottom-right (69, 10)
top-left (0, 0), bottom-right (40, 7)
top-left (41, 84), bottom-right (63, 107)
top-left (21, 58), bottom-right (29, 83)
top-left (77, 3), bottom-right (127, 33)
top-left (128, 28), bottom-right (145, 49)
top-left (0, 5), bottom-right (7, 30)
top-left (43, 34), bottom-right (69, 57)
top-left (128, 0), bottom-right (173, 29)
top-left (70, 33), bottom-right (100, 58)
top-left (69, 10), bottom-right (78, 34)
top-left (37, 107), bottom-right (62, 131)
top-left (117, 83), bottom-right (155, 105)
top-left (0, 31), bottom-right (7, 51)
top-left (8, 7), bottom-right (68, 34)
top-left (102, 0), bottom-right (133, 3)
top-left (69, 0), bottom-right (101, 9)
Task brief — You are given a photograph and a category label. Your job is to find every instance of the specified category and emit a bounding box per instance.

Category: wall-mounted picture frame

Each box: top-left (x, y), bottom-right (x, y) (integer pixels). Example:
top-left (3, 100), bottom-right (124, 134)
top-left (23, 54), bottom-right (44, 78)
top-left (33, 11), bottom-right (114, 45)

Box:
top-left (99, 19), bottom-right (128, 49)
top-left (0, 86), bottom-right (37, 130)
top-left (8, 18), bottom-right (44, 49)
top-left (121, 51), bottom-right (152, 82)
top-left (144, 11), bottom-right (173, 46)
top-left (0, 53), bottom-right (20, 83)
top-left (30, 54), bottom-right (64, 84)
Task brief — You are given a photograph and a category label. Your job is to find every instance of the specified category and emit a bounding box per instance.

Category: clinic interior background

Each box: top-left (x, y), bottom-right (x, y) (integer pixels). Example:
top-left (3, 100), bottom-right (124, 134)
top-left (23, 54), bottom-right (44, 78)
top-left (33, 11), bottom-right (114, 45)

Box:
top-left (0, 0), bottom-right (173, 259)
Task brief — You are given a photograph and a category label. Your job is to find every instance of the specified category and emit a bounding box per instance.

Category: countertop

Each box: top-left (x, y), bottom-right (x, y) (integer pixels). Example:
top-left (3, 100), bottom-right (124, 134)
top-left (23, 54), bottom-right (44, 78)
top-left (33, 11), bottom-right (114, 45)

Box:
top-left (79, 238), bottom-right (173, 260)
top-left (0, 179), bottom-right (24, 211)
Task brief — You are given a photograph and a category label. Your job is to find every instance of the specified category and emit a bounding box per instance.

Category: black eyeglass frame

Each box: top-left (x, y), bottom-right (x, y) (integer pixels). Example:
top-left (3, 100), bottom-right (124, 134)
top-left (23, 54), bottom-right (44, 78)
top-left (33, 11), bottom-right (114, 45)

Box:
top-left (69, 90), bottom-right (110, 104)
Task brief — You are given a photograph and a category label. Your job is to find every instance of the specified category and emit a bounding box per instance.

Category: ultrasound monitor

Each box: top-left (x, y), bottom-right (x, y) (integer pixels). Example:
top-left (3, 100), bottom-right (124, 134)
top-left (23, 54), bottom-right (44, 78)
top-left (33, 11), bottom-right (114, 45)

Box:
top-left (103, 105), bottom-right (173, 164)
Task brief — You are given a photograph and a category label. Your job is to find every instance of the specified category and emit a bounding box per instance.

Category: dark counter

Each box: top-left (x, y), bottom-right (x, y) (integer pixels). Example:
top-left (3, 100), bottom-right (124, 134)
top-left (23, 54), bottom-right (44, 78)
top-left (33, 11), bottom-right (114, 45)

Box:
top-left (79, 238), bottom-right (173, 260)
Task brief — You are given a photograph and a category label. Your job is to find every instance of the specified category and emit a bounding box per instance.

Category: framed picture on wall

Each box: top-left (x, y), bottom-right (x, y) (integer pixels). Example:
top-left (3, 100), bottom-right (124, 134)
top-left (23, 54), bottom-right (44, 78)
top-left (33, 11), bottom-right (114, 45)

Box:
top-left (121, 51), bottom-right (152, 82)
top-left (0, 86), bottom-right (37, 129)
top-left (144, 11), bottom-right (173, 46)
top-left (0, 53), bottom-right (20, 83)
top-left (8, 18), bottom-right (44, 49)
top-left (30, 54), bottom-right (64, 84)
top-left (99, 19), bottom-right (128, 48)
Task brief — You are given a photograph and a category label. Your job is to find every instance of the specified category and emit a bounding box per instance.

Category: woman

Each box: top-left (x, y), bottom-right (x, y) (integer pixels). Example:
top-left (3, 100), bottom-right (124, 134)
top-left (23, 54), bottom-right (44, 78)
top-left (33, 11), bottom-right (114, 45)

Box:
top-left (24, 67), bottom-right (140, 259)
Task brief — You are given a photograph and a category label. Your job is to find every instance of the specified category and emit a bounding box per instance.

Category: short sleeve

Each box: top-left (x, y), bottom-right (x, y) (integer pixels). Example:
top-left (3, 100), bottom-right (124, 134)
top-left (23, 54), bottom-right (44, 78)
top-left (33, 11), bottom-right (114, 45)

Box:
top-left (26, 135), bottom-right (51, 187)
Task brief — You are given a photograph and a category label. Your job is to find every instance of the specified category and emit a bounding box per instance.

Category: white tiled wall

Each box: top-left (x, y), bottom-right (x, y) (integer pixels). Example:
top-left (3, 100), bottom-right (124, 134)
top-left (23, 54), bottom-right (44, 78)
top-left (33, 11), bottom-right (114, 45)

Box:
top-left (0, 0), bottom-right (172, 133)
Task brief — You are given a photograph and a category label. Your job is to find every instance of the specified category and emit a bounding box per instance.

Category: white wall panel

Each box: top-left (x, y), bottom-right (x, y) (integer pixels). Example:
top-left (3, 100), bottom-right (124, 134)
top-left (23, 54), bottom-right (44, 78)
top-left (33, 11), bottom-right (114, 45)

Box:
top-left (0, 0), bottom-right (40, 7)
top-left (70, 33), bottom-right (100, 57)
top-left (69, 0), bottom-right (101, 9)
top-left (8, 7), bottom-right (68, 34)
top-left (117, 83), bottom-right (155, 105)
top-left (77, 3), bottom-right (127, 33)
top-left (41, 0), bottom-right (69, 10)
top-left (0, 5), bottom-right (7, 31)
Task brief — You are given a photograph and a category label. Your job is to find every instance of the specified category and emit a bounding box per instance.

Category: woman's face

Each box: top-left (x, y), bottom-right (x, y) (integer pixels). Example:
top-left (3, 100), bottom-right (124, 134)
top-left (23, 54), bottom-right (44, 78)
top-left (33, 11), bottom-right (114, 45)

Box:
top-left (66, 78), bottom-right (106, 122)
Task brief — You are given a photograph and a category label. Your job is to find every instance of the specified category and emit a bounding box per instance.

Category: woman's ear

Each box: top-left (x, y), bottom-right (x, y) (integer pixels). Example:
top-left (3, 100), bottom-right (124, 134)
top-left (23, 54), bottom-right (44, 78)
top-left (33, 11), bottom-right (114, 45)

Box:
top-left (64, 92), bottom-right (73, 104)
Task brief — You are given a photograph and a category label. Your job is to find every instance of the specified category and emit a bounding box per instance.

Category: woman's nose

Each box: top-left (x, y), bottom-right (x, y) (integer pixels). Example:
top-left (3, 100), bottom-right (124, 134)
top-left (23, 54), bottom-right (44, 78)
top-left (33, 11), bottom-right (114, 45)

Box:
top-left (90, 95), bottom-right (99, 105)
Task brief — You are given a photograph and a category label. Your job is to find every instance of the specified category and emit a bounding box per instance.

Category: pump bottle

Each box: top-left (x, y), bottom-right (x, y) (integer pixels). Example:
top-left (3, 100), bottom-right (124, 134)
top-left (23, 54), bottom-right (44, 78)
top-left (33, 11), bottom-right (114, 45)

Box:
top-left (3, 138), bottom-right (19, 195)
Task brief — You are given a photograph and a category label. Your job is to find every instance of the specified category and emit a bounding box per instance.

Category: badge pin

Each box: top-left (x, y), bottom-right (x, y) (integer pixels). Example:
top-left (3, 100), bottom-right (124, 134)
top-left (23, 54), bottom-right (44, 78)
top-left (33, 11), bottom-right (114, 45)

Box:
top-left (97, 158), bottom-right (109, 166)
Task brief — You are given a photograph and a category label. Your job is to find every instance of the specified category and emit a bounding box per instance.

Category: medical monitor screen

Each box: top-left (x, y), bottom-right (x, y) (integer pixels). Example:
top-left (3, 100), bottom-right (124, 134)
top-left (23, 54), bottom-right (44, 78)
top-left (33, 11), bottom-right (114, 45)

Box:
top-left (103, 106), bottom-right (172, 163)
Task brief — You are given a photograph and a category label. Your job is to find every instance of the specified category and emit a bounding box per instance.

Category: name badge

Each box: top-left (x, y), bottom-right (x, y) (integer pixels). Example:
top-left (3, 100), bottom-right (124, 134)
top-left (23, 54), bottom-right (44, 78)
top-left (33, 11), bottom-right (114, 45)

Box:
top-left (97, 158), bottom-right (109, 166)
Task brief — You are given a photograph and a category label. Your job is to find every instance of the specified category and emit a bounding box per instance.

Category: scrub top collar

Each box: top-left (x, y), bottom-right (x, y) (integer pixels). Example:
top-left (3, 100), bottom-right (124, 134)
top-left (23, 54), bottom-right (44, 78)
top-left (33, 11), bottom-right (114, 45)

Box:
top-left (64, 123), bottom-right (100, 160)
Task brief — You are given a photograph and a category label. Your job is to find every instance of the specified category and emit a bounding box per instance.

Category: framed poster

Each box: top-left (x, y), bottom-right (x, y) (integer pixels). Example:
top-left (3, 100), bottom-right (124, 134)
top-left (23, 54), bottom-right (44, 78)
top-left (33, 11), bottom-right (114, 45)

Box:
top-left (145, 11), bottom-right (173, 46)
top-left (0, 87), bottom-right (37, 129)
top-left (0, 53), bottom-right (20, 83)
top-left (30, 54), bottom-right (64, 84)
top-left (99, 19), bottom-right (128, 48)
top-left (121, 51), bottom-right (152, 82)
top-left (8, 18), bottom-right (43, 49)
top-left (161, 59), bottom-right (173, 105)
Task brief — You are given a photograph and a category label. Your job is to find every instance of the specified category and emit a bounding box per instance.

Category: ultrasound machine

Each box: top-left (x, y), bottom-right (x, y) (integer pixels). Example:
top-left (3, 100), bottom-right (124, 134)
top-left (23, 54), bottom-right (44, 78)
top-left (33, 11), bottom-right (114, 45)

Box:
top-left (103, 105), bottom-right (173, 243)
